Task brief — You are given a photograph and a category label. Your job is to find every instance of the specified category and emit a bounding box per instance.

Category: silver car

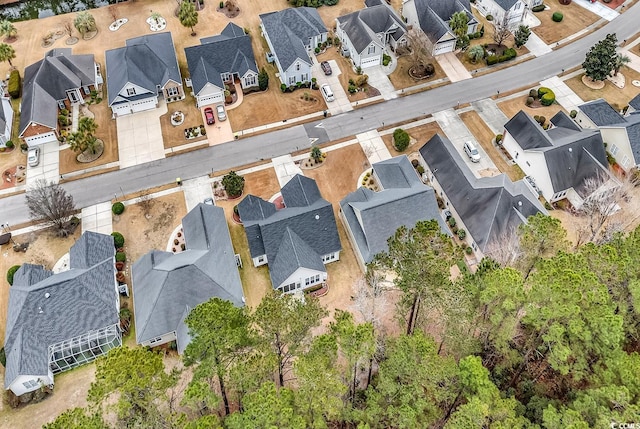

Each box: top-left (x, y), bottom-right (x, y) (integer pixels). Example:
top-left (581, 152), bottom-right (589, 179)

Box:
top-left (27, 147), bottom-right (40, 167)
top-left (216, 105), bottom-right (227, 121)
top-left (463, 141), bottom-right (481, 163)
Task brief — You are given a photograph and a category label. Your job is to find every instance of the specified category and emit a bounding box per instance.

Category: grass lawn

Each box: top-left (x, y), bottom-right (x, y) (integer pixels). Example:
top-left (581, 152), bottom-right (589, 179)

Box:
top-left (381, 121), bottom-right (443, 157)
top-left (563, 66), bottom-right (640, 110)
top-left (160, 98), bottom-right (206, 149)
top-left (388, 54), bottom-right (447, 90)
top-left (459, 110), bottom-right (525, 182)
top-left (497, 93), bottom-right (567, 121)
top-left (531, 2), bottom-right (600, 45)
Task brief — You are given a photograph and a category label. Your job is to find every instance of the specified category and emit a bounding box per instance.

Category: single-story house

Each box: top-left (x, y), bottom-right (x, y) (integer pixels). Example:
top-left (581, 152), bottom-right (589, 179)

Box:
top-left (106, 32), bottom-right (184, 117)
top-left (474, 0), bottom-right (542, 27)
top-left (576, 98), bottom-right (640, 172)
top-left (19, 48), bottom-right (102, 146)
top-left (336, 1), bottom-right (407, 69)
top-left (260, 7), bottom-right (328, 86)
top-left (340, 155), bottom-right (448, 270)
top-left (185, 23), bottom-right (260, 108)
top-left (419, 134), bottom-right (546, 257)
top-left (401, 0), bottom-right (478, 55)
top-left (503, 110), bottom-right (614, 207)
top-left (237, 174), bottom-right (341, 293)
top-left (132, 203), bottom-right (245, 352)
top-left (4, 232), bottom-right (120, 397)
top-left (0, 83), bottom-right (13, 147)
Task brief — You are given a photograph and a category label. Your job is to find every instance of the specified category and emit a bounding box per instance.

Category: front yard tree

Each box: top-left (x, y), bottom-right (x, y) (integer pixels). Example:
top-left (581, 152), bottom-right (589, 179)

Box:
top-left (613, 53), bottom-right (630, 76)
top-left (74, 11), bottom-right (96, 37)
top-left (467, 45), bottom-right (485, 63)
top-left (492, 12), bottom-right (512, 47)
top-left (26, 179), bottom-right (76, 236)
top-left (0, 20), bottom-right (17, 41)
top-left (405, 27), bottom-right (434, 70)
top-left (221, 170), bottom-right (245, 198)
top-left (582, 33), bottom-right (618, 82)
top-left (178, 0), bottom-right (199, 36)
top-left (514, 25), bottom-right (531, 48)
top-left (0, 43), bottom-right (15, 66)
top-left (252, 290), bottom-right (327, 387)
top-left (449, 11), bottom-right (469, 50)
top-left (310, 145), bottom-right (323, 163)
top-left (68, 117), bottom-right (98, 154)
top-left (183, 298), bottom-right (252, 416)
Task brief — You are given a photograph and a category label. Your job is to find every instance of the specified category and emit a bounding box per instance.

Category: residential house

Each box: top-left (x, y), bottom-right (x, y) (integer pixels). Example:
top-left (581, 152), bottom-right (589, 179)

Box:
top-left (474, 0), bottom-right (542, 27)
top-left (628, 93), bottom-right (640, 114)
top-left (340, 155), bottom-right (448, 270)
top-left (19, 49), bottom-right (102, 146)
top-left (576, 98), bottom-right (640, 172)
top-left (185, 23), bottom-right (260, 108)
top-left (336, 1), bottom-right (407, 69)
top-left (260, 8), bottom-right (328, 86)
top-left (0, 82), bottom-right (13, 146)
top-left (3, 232), bottom-right (120, 396)
top-left (132, 203), bottom-right (244, 352)
top-left (106, 32), bottom-right (184, 117)
top-left (237, 175), bottom-right (341, 293)
top-left (503, 110), bottom-right (613, 207)
top-left (401, 0), bottom-right (478, 55)
top-left (419, 134), bottom-right (546, 256)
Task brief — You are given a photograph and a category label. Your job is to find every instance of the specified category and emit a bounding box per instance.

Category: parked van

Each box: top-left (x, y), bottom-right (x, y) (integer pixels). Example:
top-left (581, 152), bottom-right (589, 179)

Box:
top-left (463, 141), bottom-right (481, 163)
top-left (321, 84), bottom-right (335, 102)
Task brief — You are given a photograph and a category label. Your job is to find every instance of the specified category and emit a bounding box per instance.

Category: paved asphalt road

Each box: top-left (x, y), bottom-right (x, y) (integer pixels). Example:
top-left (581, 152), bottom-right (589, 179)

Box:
top-left (2, 4), bottom-right (640, 226)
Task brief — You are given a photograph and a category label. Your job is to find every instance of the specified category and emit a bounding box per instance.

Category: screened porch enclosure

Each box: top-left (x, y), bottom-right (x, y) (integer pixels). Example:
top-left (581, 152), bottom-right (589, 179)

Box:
top-left (48, 324), bottom-right (121, 374)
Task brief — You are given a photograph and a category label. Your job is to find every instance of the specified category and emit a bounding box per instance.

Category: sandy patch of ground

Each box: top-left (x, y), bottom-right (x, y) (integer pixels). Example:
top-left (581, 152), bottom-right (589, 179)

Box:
top-left (160, 98), bottom-right (207, 150)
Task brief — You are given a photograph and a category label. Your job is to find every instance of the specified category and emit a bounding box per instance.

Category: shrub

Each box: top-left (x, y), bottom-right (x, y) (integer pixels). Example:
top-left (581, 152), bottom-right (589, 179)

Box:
top-left (258, 67), bottom-right (269, 91)
top-left (479, 24), bottom-right (484, 36)
top-left (486, 55), bottom-right (498, 65)
top-left (503, 48), bottom-right (517, 59)
top-left (416, 165), bottom-right (425, 175)
top-left (6, 265), bottom-right (20, 285)
top-left (495, 134), bottom-right (503, 144)
top-left (448, 216), bottom-right (456, 227)
top-left (382, 53), bottom-right (391, 66)
top-left (541, 92), bottom-right (555, 106)
top-left (115, 252), bottom-right (126, 262)
top-left (532, 4), bottom-right (545, 12)
top-left (356, 66), bottom-right (362, 75)
top-left (536, 116), bottom-right (546, 125)
top-left (111, 231), bottom-right (125, 248)
top-left (356, 74), bottom-right (368, 87)
top-left (280, 83), bottom-right (287, 92)
top-left (8, 69), bottom-right (20, 99)
top-left (20, 143), bottom-right (28, 151)
top-left (465, 246), bottom-right (473, 255)
top-left (529, 89), bottom-right (538, 99)
top-left (5, 140), bottom-right (13, 149)
top-left (526, 96), bottom-right (534, 106)
top-left (411, 159), bottom-right (419, 167)
top-left (486, 14), bottom-right (493, 21)
top-left (538, 87), bottom-right (553, 98)
top-left (314, 47), bottom-right (320, 54)
top-left (0, 347), bottom-right (5, 367)
top-left (570, 110), bottom-right (577, 118)
top-left (222, 170), bottom-right (245, 198)
top-left (112, 201), bottom-right (125, 215)
top-left (552, 12), bottom-right (563, 22)
top-left (457, 229), bottom-right (467, 240)
top-left (393, 128), bottom-right (410, 152)
top-left (219, 0), bottom-right (224, 7)
top-left (348, 84), bottom-right (357, 94)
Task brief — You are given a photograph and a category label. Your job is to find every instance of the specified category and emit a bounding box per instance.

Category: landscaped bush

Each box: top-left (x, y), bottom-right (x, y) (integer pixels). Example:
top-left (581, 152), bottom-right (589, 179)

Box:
top-left (111, 231), bottom-right (125, 248)
top-left (382, 54), bottom-right (391, 66)
top-left (552, 12), bottom-right (563, 22)
top-left (570, 110), bottom-right (577, 118)
top-left (526, 96), bottom-right (534, 106)
top-left (222, 170), bottom-right (245, 198)
top-left (503, 48), bottom-right (517, 60)
top-left (416, 165), bottom-right (425, 175)
top-left (486, 14), bottom-right (493, 21)
top-left (457, 229), bottom-right (467, 240)
top-left (532, 4), bottom-right (545, 12)
top-left (6, 265), bottom-right (20, 286)
top-left (541, 92), bottom-right (555, 106)
top-left (411, 159), bottom-right (419, 168)
top-left (448, 216), bottom-right (456, 227)
top-left (529, 89), bottom-right (538, 99)
top-left (537, 87), bottom-right (553, 98)
top-left (115, 252), bottom-right (126, 263)
top-left (20, 143), bottom-right (28, 151)
top-left (5, 141), bottom-right (13, 149)
top-left (495, 134), bottom-right (503, 144)
top-left (486, 55), bottom-right (499, 65)
top-left (258, 67), bottom-right (269, 91)
top-left (112, 202), bottom-right (125, 215)
top-left (8, 69), bottom-right (20, 99)
top-left (465, 246), bottom-right (473, 255)
top-left (393, 128), bottom-right (410, 152)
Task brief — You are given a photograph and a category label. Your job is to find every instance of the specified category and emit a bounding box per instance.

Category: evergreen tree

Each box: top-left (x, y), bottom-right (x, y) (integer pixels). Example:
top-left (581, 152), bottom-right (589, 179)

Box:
top-left (582, 33), bottom-right (618, 82)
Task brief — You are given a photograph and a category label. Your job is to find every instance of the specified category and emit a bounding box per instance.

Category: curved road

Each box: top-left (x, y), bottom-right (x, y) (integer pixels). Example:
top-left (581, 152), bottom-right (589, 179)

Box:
top-left (3, 4), bottom-right (640, 225)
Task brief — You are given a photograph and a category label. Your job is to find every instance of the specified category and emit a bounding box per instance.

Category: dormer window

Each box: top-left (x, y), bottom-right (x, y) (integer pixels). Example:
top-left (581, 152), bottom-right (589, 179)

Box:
top-left (126, 87), bottom-right (136, 96)
top-left (296, 63), bottom-right (300, 71)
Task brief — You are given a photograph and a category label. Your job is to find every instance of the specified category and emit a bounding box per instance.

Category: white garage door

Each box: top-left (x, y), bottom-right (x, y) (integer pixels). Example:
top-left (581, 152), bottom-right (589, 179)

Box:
top-left (360, 56), bottom-right (381, 68)
top-left (198, 93), bottom-right (224, 108)
top-left (25, 131), bottom-right (58, 146)
top-left (112, 103), bottom-right (132, 116)
top-left (130, 97), bottom-right (158, 113)
top-left (434, 41), bottom-right (455, 55)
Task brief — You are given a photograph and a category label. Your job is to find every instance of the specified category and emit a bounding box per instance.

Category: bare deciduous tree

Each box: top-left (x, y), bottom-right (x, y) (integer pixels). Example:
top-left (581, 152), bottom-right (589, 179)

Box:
top-left (109, 5), bottom-right (118, 23)
top-left (405, 27), bottom-right (434, 68)
top-left (137, 189), bottom-right (155, 219)
top-left (63, 22), bottom-right (73, 38)
top-left (25, 179), bottom-right (76, 236)
top-left (351, 268), bottom-right (389, 330)
top-left (484, 226), bottom-right (521, 267)
top-left (493, 12), bottom-right (512, 47)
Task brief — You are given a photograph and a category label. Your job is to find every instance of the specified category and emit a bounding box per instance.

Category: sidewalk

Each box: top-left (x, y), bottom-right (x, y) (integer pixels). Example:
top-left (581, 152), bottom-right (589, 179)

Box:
top-left (356, 130), bottom-right (391, 164)
top-left (525, 33), bottom-right (552, 57)
top-left (435, 52), bottom-right (472, 82)
top-left (573, 0), bottom-right (619, 21)
top-left (540, 76), bottom-right (585, 112)
top-left (471, 99), bottom-right (510, 135)
top-left (81, 202), bottom-right (112, 235)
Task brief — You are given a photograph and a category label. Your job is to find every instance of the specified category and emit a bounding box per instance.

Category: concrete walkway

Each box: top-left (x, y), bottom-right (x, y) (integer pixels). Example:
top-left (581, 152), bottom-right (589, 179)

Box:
top-left (366, 66), bottom-right (398, 100)
top-left (182, 175), bottom-right (215, 211)
top-left (574, 0), bottom-right (619, 21)
top-left (81, 202), bottom-right (112, 235)
top-left (272, 154), bottom-right (304, 187)
top-left (435, 52), bottom-right (472, 82)
top-left (26, 141), bottom-right (60, 187)
top-left (540, 76), bottom-right (585, 112)
top-left (525, 33), bottom-right (552, 57)
top-left (471, 99), bottom-right (510, 135)
top-left (312, 59), bottom-right (353, 116)
top-left (356, 130), bottom-right (391, 164)
top-left (116, 101), bottom-right (167, 169)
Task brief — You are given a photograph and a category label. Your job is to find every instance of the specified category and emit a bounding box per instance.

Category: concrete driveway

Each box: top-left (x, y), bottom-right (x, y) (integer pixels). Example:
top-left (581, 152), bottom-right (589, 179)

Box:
top-left (433, 109), bottom-right (497, 177)
top-left (203, 105), bottom-right (234, 146)
top-left (26, 141), bottom-right (60, 187)
top-left (312, 59), bottom-right (353, 116)
top-left (116, 101), bottom-right (167, 169)
top-left (436, 52), bottom-right (472, 82)
top-left (365, 66), bottom-right (397, 100)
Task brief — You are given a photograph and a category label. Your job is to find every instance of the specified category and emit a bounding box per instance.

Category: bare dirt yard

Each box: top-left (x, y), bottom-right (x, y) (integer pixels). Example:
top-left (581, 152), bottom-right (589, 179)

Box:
top-left (497, 93), bottom-right (567, 121)
top-left (563, 67), bottom-right (640, 110)
top-left (530, 2), bottom-right (600, 45)
top-left (0, 147), bottom-right (26, 191)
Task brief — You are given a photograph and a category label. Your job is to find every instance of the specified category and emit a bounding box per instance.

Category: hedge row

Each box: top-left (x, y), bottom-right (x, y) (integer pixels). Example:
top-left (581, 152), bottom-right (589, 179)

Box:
top-left (486, 48), bottom-right (517, 65)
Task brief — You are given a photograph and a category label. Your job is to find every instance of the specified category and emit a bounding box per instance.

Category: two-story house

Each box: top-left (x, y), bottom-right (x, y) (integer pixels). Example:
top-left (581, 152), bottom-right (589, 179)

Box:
top-left (105, 32), bottom-right (184, 117)
top-left (475, 0), bottom-right (543, 27)
top-left (0, 82), bottom-right (13, 147)
top-left (260, 8), bottom-right (328, 87)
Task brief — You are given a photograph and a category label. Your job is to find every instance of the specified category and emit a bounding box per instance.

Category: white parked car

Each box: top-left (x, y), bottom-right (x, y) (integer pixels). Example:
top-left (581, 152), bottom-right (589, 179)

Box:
top-left (27, 147), bottom-right (40, 167)
top-left (321, 84), bottom-right (335, 102)
top-left (216, 105), bottom-right (227, 121)
top-left (463, 141), bottom-right (481, 163)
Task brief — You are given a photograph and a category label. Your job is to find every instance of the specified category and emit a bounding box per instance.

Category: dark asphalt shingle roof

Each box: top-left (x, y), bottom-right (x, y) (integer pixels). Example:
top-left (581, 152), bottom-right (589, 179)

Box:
top-left (413, 0), bottom-right (475, 44)
top-left (238, 174), bottom-right (341, 289)
top-left (19, 49), bottom-right (96, 136)
top-left (269, 228), bottom-right (326, 287)
top-left (337, 5), bottom-right (406, 54)
top-left (579, 98), bottom-right (625, 126)
top-left (630, 94), bottom-right (640, 111)
top-left (492, 0), bottom-right (519, 10)
top-left (4, 232), bottom-right (117, 389)
top-left (259, 8), bottom-right (327, 71)
top-left (133, 204), bottom-right (244, 347)
top-left (504, 110), bottom-right (552, 150)
top-left (106, 32), bottom-right (181, 106)
top-left (186, 23), bottom-right (258, 94)
top-left (419, 134), bottom-right (545, 252)
top-left (340, 156), bottom-right (448, 264)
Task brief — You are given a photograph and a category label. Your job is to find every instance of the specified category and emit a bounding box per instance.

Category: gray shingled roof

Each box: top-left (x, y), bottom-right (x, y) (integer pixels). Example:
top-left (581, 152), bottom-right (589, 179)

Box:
top-left (492, 0), bottom-right (519, 10)
top-left (340, 156), bottom-right (448, 264)
top-left (419, 134), bottom-right (545, 252)
top-left (504, 110), bottom-right (552, 150)
top-left (186, 23), bottom-right (258, 94)
top-left (0, 97), bottom-right (7, 133)
top-left (578, 99), bottom-right (625, 126)
top-left (269, 228), bottom-right (326, 287)
top-left (19, 49), bottom-right (96, 136)
top-left (237, 174), bottom-right (341, 289)
top-left (106, 32), bottom-right (181, 106)
top-left (4, 232), bottom-right (117, 389)
top-left (413, 0), bottom-right (475, 44)
top-left (337, 5), bottom-right (406, 54)
top-left (132, 204), bottom-right (244, 347)
top-left (259, 8), bottom-right (327, 71)
top-left (630, 94), bottom-right (640, 111)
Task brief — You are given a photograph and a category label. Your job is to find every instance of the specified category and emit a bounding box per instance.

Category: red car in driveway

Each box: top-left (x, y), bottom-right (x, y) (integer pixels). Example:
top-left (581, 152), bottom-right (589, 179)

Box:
top-left (204, 107), bottom-right (215, 125)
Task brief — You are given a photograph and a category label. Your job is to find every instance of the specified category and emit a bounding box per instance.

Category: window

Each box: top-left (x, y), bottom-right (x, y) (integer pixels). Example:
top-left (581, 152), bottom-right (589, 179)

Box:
top-left (245, 74), bottom-right (256, 86)
top-left (58, 100), bottom-right (66, 109)
top-left (149, 337), bottom-right (163, 344)
top-left (622, 155), bottom-right (631, 167)
top-left (610, 144), bottom-right (619, 156)
top-left (83, 86), bottom-right (91, 95)
top-left (301, 74), bottom-right (308, 82)
top-left (22, 379), bottom-right (39, 389)
top-left (514, 2), bottom-right (521, 9)
top-left (368, 45), bottom-right (376, 54)
top-left (296, 63), bottom-right (300, 71)
top-left (221, 72), bottom-right (231, 82)
top-left (126, 87), bottom-right (136, 96)
top-left (166, 87), bottom-right (180, 97)
top-left (289, 76), bottom-right (296, 85)
top-left (258, 255), bottom-right (265, 263)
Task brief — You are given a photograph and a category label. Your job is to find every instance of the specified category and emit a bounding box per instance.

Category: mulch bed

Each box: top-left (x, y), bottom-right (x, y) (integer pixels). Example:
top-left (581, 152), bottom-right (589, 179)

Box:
top-left (217, 5), bottom-right (239, 18)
